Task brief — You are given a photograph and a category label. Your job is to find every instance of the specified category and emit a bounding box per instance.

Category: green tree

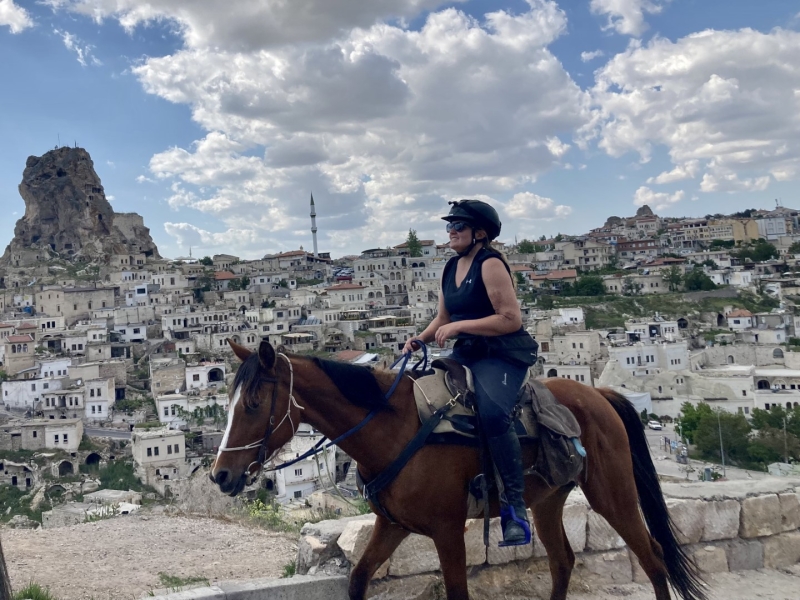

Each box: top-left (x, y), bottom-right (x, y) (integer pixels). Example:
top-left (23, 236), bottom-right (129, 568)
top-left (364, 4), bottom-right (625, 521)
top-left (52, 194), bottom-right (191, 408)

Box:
top-left (537, 295), bottom-right (554, 310)
top-left (514, 272), bottom-right (527, 289)
top-left (406, 229), bottom-right (423, 257)
top-left (554, 233), bottom-right (564, 242)
top-left (199, 256), bottom-right (213, 266)
top-left (0, 370), bottom-right (7, 383)
top-left (228, 276), bottom-right (251, 291)
top-left (733, 239), bottom-right (779, 262)
top-left (789, 241), bottom-right (800, 255)
top-left (709, 239), bottom-right (735, 250)
top-left (571, 275), bottom-right (605, 297)
top-left (516, 239), bottom-right (543, 254)
top-left (694, 409), bottom-right (751, 463)
top-left (662, 265), bottom-right (684, 292)
top-left (683, 268), bottom-right (716, 291)
top-left (675, 401), bottom-right (713, 443)
top-left (622, 276), bottom-right (641, 296)
top-left (748, 427), bottom-right (800, 464)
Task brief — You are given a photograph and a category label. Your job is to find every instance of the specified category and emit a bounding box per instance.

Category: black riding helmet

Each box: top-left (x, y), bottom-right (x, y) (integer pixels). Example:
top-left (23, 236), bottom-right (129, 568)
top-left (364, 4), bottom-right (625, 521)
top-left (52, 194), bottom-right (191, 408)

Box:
top-left (442, 199), bottom-right (502, 241)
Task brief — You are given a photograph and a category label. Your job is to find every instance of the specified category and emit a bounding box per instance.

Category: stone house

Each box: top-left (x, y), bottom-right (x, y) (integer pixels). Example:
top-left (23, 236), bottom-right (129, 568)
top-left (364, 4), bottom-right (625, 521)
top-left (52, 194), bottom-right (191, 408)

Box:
top-left (150, 358), bottom-right (186, 397)
top-left (185, 362), bottom-right (226, 392)
top-left (83, 378), bottom-right (115, 421)
top-left (131, 428), bottom-right (187, 489)
top-left (35, 287), bottom-right (116, 325)
top-left (727, 309), bottom-right (754, 331)
top-left (19, 418), bottom-right (83, 452)
top-left (40, 385), bottom-right (84, 420)
top-left (2, 333), bottom-right (35, 375)
top-left (2, 377), bottom-right (64, 410)
top-left (0, 460), bottom-right (35, 490)
top-left (156, 393), bottom-right (228, 428)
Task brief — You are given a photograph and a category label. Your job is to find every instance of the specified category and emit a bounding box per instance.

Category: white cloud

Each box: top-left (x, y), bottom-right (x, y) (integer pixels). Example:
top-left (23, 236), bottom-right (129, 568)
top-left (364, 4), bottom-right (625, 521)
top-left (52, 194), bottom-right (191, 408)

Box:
top-left (0, 0), bottom-right (33, 33)
top-left (505, 192), bottom-right (572, 220)
top-left (54, 28), bottom-right (102, 66)
top-left (580, 49), bottom-right (605, 62)
top-left (587, 28), bottom-right (800, 196)
top-left (646, 160), bottom-right (699, 184)
top-left (49, 0), bottom-right (465, 51)
top-left (633, 186), bottom-right (684, 210)
top-left (99, 1), bottom-right (588, 255)
top-left (589, 0), bottom-right (665, 37)
top-left (136, 175), bottom-right (155, 184)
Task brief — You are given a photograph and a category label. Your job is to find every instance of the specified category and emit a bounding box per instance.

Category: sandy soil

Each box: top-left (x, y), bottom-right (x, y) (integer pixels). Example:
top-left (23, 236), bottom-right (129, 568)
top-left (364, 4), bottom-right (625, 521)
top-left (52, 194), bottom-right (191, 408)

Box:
top-left (2, 510), bottom-right (296, 600)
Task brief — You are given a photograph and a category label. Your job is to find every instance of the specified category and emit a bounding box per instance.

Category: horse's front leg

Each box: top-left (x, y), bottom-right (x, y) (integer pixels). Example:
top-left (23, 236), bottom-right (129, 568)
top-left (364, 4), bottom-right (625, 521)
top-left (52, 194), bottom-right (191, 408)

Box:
top-left (348, 514), bottom-right (409, 600)
top-left (432, 521), bottom-right (470, 600)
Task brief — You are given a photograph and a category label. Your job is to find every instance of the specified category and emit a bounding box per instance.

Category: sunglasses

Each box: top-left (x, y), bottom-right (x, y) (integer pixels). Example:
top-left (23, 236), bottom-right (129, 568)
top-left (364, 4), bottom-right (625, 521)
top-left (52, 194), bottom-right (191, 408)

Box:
top-left (446, 221), bottom-right (470, 233)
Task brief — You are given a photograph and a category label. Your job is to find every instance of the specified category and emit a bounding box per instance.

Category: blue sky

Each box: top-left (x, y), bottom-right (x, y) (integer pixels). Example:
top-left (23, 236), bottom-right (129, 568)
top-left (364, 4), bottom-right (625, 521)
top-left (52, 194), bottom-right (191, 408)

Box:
top-left (1, 0), bottom-right (799, 259)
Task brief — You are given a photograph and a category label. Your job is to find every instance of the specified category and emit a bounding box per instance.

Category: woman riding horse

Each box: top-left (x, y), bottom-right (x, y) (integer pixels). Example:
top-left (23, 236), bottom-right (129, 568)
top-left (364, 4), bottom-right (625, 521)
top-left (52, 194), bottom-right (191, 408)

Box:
top-left (402, 199), bottom-right (539, 547)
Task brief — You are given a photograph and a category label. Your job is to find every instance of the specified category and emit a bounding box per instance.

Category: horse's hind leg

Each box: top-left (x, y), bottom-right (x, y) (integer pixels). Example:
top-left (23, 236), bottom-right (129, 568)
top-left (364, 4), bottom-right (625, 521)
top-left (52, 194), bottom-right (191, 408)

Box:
top-left (348, 515), bottom-right (409, 600)
top-left (531, 486), bottom-right (575, 600)
top-left (581, 475), bottom-right (671, 600)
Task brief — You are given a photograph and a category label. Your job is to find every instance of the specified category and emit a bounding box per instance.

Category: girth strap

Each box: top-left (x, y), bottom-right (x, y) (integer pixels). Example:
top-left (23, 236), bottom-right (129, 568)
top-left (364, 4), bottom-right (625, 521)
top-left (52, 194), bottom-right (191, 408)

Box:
top-left (361, 398), bottom-right (455, 514)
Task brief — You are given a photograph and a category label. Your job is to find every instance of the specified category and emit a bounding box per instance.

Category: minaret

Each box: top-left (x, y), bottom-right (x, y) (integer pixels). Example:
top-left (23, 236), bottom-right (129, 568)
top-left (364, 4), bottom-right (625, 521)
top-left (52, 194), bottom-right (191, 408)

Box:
top-left (310, 193), bottom-right (319, 258)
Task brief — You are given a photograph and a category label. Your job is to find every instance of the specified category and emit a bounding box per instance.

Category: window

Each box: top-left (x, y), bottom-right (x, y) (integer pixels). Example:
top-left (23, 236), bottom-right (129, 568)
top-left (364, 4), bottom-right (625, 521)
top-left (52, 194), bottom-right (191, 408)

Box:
top-left (90, 389), bottom-right (95, 397)
top-left (193, 374), bottom-right (200, 381)
top-left (294, 468), bottom-right (303, 476)
top-left (168, 445), bottom-right (173, 454)
top-left (294, 490), bottom-right (303, 499)
top-left (32, 431), bottom-right (37, 438)
top-left (43, 383), bottom-right (49, 390)
top-left (54, 434), bottom-right (60, 443)
top-left (742, 390), bottom-right (747, 396)
top-left (744, 407), bottom-right (750, 415)
top-left (133, 328), bottom-right (140, 334)
top-left (63, 434), bottom-right (68, 444)
top-left (92, 406), bottom-right (96, 413)
top-left (154, 447), bottom-right (159, 456)
top-left (174, 444), bottom-right (179, 453)
top-left (164, 407), bottom-right (169, 416)
top-left (31, 384), bottom-right (36, 391)
top-left (147, 448), bottom-right (152, 457)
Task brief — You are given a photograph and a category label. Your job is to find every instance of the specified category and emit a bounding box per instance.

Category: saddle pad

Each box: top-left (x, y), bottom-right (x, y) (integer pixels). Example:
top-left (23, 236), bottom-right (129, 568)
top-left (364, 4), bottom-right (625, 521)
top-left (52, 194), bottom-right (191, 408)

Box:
top-left (412, 367), bottom-right (538, 439)
top-left (412, 368), bottom-right (476, 437)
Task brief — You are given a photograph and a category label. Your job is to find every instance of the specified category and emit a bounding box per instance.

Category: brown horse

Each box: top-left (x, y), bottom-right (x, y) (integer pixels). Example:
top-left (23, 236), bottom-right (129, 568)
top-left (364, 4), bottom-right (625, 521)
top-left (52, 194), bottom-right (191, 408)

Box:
top-left (211, 340), bottom-right (705, 600)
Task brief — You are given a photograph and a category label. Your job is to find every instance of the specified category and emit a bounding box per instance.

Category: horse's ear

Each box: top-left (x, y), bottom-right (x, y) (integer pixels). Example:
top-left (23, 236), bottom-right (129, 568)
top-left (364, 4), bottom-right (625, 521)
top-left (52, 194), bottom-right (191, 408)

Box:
top-left (227, 338), bottom-right (252, 362)
top-left (258, 339), bottom-right (276, 371)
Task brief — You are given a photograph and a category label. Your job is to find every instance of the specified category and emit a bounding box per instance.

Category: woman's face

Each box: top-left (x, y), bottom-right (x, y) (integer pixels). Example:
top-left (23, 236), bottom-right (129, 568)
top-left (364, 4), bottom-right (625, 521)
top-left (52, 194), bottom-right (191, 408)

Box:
top-left (448, 221), bottom-right (484, 254)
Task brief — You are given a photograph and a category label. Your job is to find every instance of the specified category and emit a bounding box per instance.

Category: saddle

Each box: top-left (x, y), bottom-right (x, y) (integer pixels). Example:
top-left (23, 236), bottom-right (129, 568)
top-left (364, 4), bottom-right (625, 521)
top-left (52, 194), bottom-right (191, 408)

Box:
top-left (412, 358), bottom-right (585, 490)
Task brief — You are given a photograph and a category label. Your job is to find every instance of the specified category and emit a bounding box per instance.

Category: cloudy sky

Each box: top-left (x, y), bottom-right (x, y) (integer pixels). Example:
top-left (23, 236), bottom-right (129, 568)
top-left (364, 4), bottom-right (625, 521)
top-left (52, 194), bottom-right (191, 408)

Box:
top-left (1, 0), bottom-right (799, 259)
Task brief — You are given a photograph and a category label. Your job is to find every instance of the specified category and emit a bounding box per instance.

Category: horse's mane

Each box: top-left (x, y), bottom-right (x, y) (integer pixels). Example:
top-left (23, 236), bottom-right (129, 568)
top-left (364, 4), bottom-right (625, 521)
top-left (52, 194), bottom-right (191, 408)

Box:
top-left (311, 357), bottom-right (393, 411)
top-left (232, 352), bottom-right (274, 409)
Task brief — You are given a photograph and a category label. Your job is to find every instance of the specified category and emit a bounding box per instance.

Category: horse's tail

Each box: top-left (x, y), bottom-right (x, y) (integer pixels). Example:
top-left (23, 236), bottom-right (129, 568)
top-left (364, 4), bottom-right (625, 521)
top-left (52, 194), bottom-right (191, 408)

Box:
top-left (597, 388), bottom-right (707, 600)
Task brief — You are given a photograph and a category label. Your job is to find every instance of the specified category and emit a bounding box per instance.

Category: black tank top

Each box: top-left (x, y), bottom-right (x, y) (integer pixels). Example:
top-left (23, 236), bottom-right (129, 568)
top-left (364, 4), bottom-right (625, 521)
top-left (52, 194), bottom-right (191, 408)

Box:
top-left (441, 248), bottom-right (538, 364)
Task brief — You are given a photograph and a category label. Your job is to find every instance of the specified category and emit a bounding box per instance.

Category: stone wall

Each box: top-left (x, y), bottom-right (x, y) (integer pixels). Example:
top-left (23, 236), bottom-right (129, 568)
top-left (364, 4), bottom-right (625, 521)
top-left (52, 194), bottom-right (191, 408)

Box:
top-left (296, 478), bottom-right (800, 598)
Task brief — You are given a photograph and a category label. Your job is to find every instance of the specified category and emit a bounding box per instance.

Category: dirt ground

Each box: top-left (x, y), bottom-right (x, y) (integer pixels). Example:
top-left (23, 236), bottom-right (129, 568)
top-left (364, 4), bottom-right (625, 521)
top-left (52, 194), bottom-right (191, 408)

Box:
top-left (552, 566), bottom-right (800, 600)
top-left (2, 509), bottom-right (296, 600)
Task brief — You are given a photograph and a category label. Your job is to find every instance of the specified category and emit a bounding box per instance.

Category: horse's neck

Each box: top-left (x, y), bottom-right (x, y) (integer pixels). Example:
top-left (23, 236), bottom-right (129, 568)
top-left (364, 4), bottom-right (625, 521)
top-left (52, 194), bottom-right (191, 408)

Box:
top-left (296, 369), bottom-right (419, 478)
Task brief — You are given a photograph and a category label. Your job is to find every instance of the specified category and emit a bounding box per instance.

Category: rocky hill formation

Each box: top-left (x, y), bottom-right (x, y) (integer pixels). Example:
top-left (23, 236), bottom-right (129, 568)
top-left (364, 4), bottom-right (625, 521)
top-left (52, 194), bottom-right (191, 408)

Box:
top-left (0, 146), bottom-right (160, 268)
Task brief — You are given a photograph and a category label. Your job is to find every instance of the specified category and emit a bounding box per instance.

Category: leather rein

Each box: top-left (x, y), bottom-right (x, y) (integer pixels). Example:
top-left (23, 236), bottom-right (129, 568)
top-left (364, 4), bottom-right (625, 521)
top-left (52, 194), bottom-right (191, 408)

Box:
top-left (217, 347), bottom-right (428, 484)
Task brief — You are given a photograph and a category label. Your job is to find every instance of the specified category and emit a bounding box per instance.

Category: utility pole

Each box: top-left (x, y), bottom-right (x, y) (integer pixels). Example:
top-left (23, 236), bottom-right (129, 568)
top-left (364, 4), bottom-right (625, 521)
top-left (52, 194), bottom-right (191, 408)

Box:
top-left (784, 417), bottom-right (789, 464)
top-left (717, 409), bottom-right (726, 478)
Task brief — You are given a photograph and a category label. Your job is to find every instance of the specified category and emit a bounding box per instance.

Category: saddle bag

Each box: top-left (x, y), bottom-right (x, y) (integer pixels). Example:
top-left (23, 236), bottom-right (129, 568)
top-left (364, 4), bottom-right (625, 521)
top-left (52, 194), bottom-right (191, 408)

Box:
top-left (526, 380), bottom-right (584, 487)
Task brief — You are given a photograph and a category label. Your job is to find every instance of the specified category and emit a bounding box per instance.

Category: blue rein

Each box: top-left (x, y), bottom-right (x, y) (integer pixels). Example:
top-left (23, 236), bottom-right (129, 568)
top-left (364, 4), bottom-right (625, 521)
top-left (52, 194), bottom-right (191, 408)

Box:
top-left (268, 343), bottom-right (428, 472)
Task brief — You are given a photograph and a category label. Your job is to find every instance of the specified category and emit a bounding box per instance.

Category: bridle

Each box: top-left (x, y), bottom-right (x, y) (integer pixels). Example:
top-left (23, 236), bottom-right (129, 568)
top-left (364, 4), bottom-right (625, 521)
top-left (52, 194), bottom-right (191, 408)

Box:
top-left (215, 345), bottom-right (429, 485)
top-left (217, 352), bottom-right (303, 483)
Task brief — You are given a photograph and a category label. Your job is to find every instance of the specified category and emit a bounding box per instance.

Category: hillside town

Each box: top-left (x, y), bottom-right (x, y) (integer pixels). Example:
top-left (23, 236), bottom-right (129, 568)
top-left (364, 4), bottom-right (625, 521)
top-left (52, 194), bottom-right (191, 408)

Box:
top-left (2, 147), bottom-right (800, 534)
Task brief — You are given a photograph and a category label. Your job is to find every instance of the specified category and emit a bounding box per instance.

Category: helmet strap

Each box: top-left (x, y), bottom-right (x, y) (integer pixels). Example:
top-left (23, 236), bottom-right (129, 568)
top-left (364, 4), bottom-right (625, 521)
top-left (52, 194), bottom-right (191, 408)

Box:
top-left (457, 236), bottom-right (479, 257)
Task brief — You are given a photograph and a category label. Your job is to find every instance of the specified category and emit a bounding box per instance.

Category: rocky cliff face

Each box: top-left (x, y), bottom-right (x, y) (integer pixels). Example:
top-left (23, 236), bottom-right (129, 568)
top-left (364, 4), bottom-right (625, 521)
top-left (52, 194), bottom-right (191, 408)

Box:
top-left (1, 147), bottom-right (160, 267)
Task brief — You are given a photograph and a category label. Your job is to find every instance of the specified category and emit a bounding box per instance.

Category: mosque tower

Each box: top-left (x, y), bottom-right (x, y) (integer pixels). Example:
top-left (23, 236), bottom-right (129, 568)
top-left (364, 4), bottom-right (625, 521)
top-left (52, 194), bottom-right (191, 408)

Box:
top-left (310, 193), bottom-right (319, 258)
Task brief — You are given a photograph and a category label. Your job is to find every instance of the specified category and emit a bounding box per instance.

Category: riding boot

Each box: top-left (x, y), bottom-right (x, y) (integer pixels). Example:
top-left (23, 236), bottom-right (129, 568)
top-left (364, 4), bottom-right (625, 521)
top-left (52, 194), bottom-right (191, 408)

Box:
top-left (487, 428), bottom-right (531, 547)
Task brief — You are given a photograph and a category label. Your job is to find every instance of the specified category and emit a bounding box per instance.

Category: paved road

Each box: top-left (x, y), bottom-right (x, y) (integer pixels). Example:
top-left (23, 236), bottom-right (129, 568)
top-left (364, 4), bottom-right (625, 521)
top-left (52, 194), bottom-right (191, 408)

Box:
top-left (84, 427), bottom-right (131, 440)
top-left (643, 423), bottom-right (767, 482)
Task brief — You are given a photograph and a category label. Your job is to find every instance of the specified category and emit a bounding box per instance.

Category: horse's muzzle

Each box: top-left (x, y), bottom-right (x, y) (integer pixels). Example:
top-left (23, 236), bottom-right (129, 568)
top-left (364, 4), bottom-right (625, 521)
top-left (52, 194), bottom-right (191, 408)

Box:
top-left (212, 468), bottom-right (247, 497)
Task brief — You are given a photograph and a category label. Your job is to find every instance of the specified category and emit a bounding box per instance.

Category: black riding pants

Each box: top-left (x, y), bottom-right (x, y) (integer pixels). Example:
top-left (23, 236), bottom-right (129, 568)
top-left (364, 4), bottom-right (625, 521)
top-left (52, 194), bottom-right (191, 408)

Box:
top-left (450, 351), bottom-right (528, 437)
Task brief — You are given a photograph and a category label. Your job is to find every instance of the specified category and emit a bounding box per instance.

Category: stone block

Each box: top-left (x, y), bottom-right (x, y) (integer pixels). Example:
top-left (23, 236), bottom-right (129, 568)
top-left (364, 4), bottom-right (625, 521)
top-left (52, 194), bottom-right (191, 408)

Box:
top-left (488, 514), bottom-right (533, 565)
top-left (563, 502), bottom-right (588, 553)
top-left (218, 575), bottom-right (348, 600)
top-left (576, 550), bottom-right (632, 585)
top-left (763, 531), bottom-right (800, 569)
top-left (148, 586), bottom-right (225, 600)
top-left (779, 493), bottom-right (800, 532)
top-left (692, 545), bottom-right (728, 573)
top-left (586, 510), bottom-right (625, 551)
top-left (739, 494), bottom-right (782, 538)
top-left (666, 499), bottom-right (705, 545)
top-left (388, 534), bottom-right (440, 576)
top-left (722, 539), bottom-right (763, 572)
top-left (701, 499), bottom-right (740, 541)
top-left (297, 535), bottom-right (329, 575)
top-left (463, 518), bottom-right (488, 566)
top-left (337, 519), bottom-right (374, 563)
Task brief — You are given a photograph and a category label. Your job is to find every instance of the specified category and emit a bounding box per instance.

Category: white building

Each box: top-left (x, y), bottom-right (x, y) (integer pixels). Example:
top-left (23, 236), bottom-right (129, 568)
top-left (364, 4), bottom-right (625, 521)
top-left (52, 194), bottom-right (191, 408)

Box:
top-left (2, 378), bottom-right (64, 411)
top-left (268, 424), bottom-right (337, 503)
top-left (131, 428), bottom-right (187, 489)
top-left (84, 377), bottom-right (115, 421)
top-left (185, 362), bottom-right (226, 392)
top-left (156, 393), bottom-right (229, 428)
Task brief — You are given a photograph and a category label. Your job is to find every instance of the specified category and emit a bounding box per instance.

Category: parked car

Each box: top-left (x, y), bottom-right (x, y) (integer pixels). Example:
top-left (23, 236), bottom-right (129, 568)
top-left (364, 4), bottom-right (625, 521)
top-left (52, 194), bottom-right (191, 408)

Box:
top-left (647, 420), bottom-right (663, 430)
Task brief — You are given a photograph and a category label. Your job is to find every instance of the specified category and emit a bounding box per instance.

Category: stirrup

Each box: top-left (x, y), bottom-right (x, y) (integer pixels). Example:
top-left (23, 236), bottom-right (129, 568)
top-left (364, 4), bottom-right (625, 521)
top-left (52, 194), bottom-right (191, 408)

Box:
top-left (499, 505), bottom-right (531, 547)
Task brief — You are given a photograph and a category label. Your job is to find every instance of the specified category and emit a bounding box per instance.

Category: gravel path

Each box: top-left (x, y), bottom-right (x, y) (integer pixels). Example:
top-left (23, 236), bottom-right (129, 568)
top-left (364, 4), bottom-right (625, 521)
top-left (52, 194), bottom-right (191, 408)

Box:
top-left (2, 511), bottom-right (296, 600)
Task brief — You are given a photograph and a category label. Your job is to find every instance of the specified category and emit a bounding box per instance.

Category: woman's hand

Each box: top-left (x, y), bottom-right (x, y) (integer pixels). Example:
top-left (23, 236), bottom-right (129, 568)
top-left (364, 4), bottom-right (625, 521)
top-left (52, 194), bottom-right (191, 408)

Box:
top-left (434, 322), bottom-right (462, 347)
top-left (402, 337), bottom-right (423, 355)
